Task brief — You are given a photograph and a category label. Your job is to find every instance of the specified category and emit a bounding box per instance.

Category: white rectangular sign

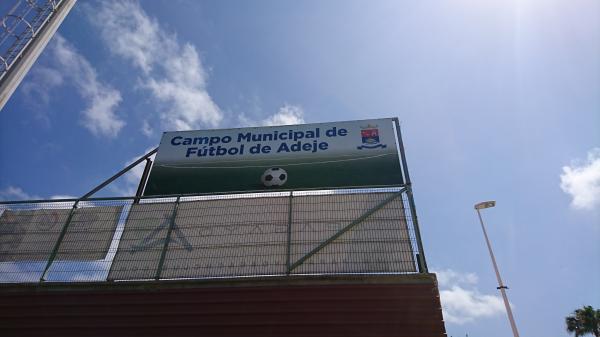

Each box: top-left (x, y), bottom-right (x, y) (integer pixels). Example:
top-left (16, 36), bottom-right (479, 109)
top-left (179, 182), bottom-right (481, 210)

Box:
top-left (144, 118), bottom-right (403, 195)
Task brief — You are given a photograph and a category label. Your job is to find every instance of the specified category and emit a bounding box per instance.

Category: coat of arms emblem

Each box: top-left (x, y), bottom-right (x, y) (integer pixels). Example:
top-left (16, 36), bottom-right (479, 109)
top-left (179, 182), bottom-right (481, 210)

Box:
top-left (357, 124), bottom-right (387, 149)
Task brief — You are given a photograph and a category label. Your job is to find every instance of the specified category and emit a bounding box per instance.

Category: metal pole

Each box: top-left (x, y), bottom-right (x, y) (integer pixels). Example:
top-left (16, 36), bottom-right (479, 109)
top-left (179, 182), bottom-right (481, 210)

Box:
top-left (406, 187), bottom-right (427, 272)
top-left (286, 191), bottom-right (293, 274)
top-left (393, 118), bottom-right (428, 272)
top-left (393, 118), bottom-right (411, 185)
top-left (81, 148), bottom-right (158, 199)
top-left (476, 209), bottom-right (520, 337)
top-left (0, 0), bottom-right (77, 111)
top-left (134, 158), bottom-right (153, 203)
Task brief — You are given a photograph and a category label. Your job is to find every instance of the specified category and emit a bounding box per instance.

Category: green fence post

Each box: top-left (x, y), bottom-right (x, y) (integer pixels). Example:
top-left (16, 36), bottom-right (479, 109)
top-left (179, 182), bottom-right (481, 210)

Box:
top-left (286, 191), bottom-right (293, 275)
top-left (406, 186), bottom-right (428, 272)
top-left (40, 200), bottom-right (79, 282)
top-left (155, 196), bottom-right (180, 281)
top-left (393, 118), bottom-right (428, 273)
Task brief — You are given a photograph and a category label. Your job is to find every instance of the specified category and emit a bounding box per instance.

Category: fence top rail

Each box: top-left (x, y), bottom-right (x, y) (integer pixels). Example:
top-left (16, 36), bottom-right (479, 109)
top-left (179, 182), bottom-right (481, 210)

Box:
top-left (0, 184), bottom-right (409, 205)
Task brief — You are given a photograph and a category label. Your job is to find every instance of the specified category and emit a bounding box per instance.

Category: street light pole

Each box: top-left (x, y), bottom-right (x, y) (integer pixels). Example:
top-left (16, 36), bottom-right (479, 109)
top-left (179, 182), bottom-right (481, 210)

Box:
top-left (474, 201), bottom-right (520, 337)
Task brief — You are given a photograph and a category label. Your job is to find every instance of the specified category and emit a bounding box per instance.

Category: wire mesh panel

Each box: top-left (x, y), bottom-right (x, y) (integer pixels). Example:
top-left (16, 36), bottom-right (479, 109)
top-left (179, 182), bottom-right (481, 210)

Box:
top-left (0, 201), bottom-right (74, 282)
top-left (55, 205), bottom-right (124, 260)
top-left (290, 190), bottom-right (416, 274)
top-left (107, 202), bottom-right (176, 281)
top-left (0, 208), bottom-right (70, 262)
top-left (0, 187), bottom-right (423, 284)
top-left (44, 203), bottom-right (127, 282)
top-left (160, 194), bottom-right (290, 279)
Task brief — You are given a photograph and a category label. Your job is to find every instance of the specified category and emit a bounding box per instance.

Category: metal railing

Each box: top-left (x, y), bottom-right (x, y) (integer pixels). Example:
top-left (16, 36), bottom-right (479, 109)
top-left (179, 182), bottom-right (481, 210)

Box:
top-left (0, 187), bottom-right (426, 284)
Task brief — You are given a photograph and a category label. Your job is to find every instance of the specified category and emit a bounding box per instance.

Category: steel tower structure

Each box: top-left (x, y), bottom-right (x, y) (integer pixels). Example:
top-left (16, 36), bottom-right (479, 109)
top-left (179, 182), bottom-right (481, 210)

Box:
top-left (0, 0), bottom-right (76, 111)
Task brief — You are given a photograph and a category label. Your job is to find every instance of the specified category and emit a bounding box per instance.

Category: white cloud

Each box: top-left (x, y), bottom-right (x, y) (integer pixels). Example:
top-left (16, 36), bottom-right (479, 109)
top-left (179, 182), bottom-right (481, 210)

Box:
top-left (436, 269), bottom-right (479, 286)
top-left (110, 148), bottom-right (157, 197)
top-left (141, 120), bottom-right (154, 137)
top-left (261, 104), bottom-right (305, 126)
top-left (21, 66), bottom-right (64, 120)
top-left (239, 104), bottom-right (305, 127)
top-left (92, 1), bottom-right (222, 132)
top-left (50, 195), bottom-right (77, 200)
top-left (560, 148), bottom-right (600, 210)
top-left (0, 186), bottom-right (79, 202)
top-left (433, 268), bottom-right (506, 325)
top-left (21, 35), bottom-right (125, 137)
top-left (440, 286), bottom-right (506, 325)
top-left (0, 186), bottom-right (38, 201)
top-left (50, 35), bottom-right (125, 138)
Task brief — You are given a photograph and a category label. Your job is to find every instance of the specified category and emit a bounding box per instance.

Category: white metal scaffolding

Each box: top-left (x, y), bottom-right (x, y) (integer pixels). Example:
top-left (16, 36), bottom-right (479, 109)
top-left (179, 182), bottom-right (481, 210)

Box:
top-left (0, 0), bottom-right (76, 111)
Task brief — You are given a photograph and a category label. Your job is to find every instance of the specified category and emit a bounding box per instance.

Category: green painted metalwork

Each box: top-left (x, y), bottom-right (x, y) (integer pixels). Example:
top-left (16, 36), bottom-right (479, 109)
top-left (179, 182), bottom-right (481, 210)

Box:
top-left (0, 186), bottom-right (422, 284)
top-left (155, 196), bottom-right (181, 280)
top-left (286, 191), bottom-right (293, 274)
top-left (81, 148), bottom-right (158, 200)
top-left (393, 118), bottom-right (428, 273)
top-left (0, 184), bottom-right (407, 205)
top-left (288, 189), bottom-right (405, 272)
top-left (40, 200), bottom-right (79, 282)
top-left (407, 186), bottom-right (427, 272)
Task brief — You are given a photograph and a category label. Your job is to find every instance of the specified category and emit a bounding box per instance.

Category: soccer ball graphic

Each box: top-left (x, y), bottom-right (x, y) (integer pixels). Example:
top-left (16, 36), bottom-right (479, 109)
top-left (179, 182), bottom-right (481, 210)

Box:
top-left (261, 167), bottom-right (288, 187)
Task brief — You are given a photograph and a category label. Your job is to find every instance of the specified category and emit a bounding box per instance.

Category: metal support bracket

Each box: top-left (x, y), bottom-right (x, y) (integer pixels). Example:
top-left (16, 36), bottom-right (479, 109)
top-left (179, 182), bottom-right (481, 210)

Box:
top-left (134, 157), bottom-right (153, 204)
top-left (288, 189), bottom-right (405, 272)
top-left (81, 148), bottom-right (157, 200)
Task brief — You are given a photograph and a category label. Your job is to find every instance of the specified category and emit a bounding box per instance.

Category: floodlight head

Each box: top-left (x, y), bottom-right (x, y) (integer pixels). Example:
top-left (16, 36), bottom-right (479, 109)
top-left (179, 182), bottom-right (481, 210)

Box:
top-left (475, 201), bottom-right (496, 210)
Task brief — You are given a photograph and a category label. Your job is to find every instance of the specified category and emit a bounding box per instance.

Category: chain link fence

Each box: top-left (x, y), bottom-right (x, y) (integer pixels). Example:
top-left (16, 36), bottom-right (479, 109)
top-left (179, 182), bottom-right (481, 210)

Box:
top-left (0, 187), bottom-right (424, 283)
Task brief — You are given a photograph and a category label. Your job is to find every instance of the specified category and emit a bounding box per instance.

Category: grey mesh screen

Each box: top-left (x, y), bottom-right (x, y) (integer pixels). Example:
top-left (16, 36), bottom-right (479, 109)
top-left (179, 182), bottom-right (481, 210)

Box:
top-left (107, 202), bottom-right (175, 281)
top-left (0, 209), bottom-right (71, 261)
top-left (106, 190), bottom-right (416, 281)
top-left (55, 206), bottom-right (124, 260)
top-left (160, 196), bottom-right (289, 279)
top-left (290, 192), bottom-right (416, 274)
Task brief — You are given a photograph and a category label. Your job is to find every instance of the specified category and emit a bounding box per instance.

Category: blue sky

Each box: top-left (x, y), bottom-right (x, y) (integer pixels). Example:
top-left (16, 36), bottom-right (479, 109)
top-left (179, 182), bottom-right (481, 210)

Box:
top-left (1, 0), bottom-right (599, 336)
